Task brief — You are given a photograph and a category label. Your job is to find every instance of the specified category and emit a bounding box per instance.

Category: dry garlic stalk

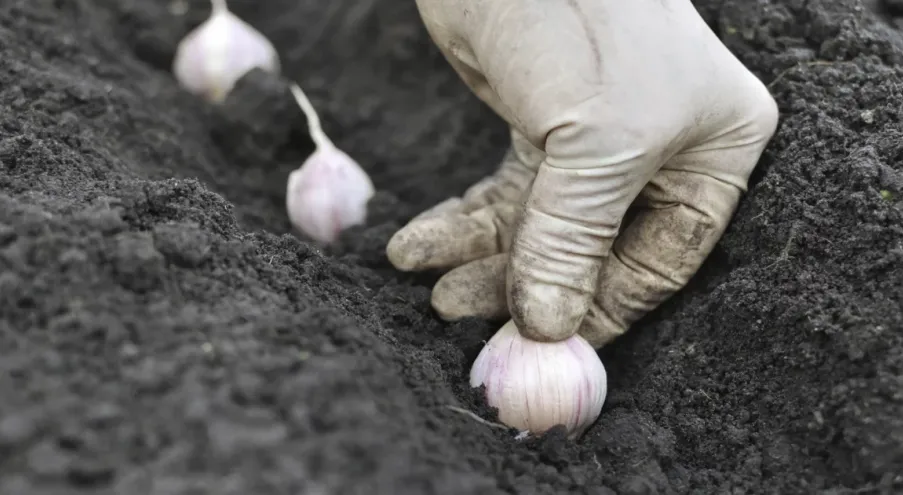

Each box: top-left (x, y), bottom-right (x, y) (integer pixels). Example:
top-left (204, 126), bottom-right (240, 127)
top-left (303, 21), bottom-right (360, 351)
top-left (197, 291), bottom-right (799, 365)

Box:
top-left (285, 83), bottom-right (375, 243)
top-left (470, 320), bottom-right (608, 439)
top-left (172, 0), bottom-right (280, 103)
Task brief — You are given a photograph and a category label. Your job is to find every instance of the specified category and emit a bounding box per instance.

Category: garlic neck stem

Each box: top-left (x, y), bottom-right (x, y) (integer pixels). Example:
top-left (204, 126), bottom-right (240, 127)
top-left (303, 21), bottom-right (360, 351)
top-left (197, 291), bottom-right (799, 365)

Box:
top-left (290, 82), bottom-right (335, 151)
top-left (210, 0), bottom-right (228, 14)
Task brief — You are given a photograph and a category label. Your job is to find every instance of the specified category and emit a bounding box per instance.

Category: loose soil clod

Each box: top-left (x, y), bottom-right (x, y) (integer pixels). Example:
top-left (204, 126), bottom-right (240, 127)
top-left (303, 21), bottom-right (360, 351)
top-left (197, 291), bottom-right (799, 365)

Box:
top-left (0, 0), bottom-right (901, 494)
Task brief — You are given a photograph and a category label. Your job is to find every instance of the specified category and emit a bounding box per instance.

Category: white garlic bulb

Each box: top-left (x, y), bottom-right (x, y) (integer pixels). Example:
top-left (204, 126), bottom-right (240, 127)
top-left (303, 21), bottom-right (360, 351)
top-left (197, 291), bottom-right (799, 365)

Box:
top-left (285, 83), bottom-right (375, 243)
top-left (470, 320), bottom-right (607, 439)
top-left (172, 0), bottom-right (280, 103)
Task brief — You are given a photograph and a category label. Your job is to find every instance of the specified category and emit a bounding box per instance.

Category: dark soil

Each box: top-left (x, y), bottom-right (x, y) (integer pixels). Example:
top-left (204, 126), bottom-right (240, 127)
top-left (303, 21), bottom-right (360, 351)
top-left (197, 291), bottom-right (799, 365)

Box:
top-left (0, 0), bottom-right (901, 493)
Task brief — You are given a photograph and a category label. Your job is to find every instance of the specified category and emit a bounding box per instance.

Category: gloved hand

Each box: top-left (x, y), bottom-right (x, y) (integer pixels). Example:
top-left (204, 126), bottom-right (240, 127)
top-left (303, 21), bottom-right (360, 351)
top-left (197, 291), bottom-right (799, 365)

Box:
top-left (387, 0), bottom-right (779, 348)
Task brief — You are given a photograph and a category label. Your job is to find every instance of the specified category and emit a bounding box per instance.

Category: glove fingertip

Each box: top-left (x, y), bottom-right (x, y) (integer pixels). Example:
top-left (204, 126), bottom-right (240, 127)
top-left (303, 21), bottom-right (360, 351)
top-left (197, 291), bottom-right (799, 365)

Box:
top-left (385, 227), bottom-right (424, 271)
top-left (507, 275), bottom-right (591, 342)
top-left (432, 255), bottom-right (509, 321)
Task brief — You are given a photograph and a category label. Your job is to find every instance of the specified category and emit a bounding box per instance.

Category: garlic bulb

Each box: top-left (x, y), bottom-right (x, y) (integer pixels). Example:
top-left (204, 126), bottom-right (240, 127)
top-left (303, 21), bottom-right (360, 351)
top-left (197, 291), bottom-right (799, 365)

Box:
top-left (285, 83), bottom-right (375, 243)
top-left (172, 0), bottom-right (280, 103)
top-left (470, 320), bottom-right (607, 439)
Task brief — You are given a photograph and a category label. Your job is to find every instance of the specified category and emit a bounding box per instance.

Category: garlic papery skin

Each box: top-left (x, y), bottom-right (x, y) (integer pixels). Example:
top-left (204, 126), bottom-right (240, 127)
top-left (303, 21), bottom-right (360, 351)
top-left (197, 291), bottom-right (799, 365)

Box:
top-left (285, 83), bottom-right (375, 243)
top-left (469, 320), bottom-right (607, 439)
top-left (172, 0), bottom-right (280, 103)
top-left (286, 147), bottom-right (375, 243)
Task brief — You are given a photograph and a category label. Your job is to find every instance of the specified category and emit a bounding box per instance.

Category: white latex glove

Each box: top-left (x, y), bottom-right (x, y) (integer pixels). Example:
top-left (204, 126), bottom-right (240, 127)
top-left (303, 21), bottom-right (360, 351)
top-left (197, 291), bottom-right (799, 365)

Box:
top-left (387, 0), bottom-right (779, 347)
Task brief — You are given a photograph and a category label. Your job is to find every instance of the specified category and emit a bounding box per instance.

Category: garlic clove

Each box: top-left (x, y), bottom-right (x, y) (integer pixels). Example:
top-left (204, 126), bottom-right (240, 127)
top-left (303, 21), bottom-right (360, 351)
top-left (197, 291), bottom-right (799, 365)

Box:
top-left (172, 0), bottom-right (280, 103)
top-left (285, 82), bottom-right (375, 243)
top-left (470, 320), bottom-right (607, 439)
top-left (286, 146), bottom-right (375, 243)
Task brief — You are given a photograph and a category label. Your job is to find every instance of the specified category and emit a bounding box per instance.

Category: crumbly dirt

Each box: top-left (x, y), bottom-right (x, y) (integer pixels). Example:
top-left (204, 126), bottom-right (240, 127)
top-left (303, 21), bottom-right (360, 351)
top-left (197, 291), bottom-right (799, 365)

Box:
top-left (0, 0), bottom-right (901, 493)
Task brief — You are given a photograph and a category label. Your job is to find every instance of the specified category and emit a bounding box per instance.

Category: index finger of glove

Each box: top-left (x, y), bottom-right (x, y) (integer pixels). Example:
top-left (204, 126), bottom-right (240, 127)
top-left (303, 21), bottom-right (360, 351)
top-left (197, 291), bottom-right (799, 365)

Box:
top-left (386, 202), bottom-right (520, 271)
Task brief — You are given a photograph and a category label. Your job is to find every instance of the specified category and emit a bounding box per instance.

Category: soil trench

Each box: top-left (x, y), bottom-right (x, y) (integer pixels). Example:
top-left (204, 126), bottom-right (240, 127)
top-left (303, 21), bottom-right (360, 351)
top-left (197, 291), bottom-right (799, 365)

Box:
top-left (0, 0), bottom-right (901, 493)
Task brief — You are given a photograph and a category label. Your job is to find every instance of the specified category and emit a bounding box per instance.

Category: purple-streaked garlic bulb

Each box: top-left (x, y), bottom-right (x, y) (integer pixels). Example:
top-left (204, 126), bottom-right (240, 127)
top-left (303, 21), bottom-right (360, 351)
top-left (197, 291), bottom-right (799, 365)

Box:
top-left (470, 320), bottom-right (607, 439)
top-left (285, 82), bottom-right (375, 244)
top-left (172, 0), bottom-right (280, 103)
